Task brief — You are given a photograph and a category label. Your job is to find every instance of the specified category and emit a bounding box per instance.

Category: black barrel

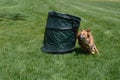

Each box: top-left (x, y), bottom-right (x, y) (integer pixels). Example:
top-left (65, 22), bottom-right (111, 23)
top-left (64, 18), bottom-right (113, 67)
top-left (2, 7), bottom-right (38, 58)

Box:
top-left (41, 11), bottom-right (81, 53)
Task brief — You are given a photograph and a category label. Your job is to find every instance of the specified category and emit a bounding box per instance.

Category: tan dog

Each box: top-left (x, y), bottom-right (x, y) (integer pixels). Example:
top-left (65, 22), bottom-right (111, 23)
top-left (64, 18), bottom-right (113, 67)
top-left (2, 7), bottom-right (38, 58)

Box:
top-left (77, 29), bottom-right (99, 54)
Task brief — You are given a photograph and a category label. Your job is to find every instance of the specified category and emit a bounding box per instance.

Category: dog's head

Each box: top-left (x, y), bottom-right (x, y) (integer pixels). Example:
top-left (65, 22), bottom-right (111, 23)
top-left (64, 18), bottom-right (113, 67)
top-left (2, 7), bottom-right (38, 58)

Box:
top-left (77, 29), bottom-right (91, 44)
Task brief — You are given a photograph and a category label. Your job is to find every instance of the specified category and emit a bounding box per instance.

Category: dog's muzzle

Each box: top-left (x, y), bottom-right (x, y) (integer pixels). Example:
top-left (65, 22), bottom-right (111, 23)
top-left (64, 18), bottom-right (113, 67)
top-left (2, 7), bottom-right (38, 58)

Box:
top-left (80, 35), bottom-right (84, 40)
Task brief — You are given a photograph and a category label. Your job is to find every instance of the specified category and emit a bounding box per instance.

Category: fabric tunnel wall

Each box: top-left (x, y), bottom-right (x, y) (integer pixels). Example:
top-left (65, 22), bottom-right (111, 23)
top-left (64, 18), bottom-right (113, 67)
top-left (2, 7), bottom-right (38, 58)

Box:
top-left (41, 11), bottom-right (81, 53)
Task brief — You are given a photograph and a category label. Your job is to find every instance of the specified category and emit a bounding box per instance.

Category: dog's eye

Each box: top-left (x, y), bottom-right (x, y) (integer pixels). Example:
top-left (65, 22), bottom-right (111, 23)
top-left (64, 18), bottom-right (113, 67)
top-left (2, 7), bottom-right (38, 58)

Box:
top-left (87, 34), bottom-right (89, 37)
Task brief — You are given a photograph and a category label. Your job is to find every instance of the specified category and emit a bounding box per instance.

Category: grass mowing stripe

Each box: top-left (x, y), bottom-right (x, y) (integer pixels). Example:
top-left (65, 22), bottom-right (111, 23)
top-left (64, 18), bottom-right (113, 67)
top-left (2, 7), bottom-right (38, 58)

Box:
top-left (58, 0), bottom-right (120, 18)
top-left (56, 0), bottom-right (119, 29)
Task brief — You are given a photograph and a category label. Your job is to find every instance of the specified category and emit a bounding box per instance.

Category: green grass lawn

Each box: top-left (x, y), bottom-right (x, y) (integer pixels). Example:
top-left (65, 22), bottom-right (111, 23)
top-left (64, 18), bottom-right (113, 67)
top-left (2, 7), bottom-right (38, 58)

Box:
top-left (0, 0), bottom-right (120, 80)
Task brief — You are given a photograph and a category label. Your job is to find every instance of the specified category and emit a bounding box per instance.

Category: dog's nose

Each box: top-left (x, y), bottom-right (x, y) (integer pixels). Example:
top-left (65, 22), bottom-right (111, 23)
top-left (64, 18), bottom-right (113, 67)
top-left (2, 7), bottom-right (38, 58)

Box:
top-left (80, 35), bottom-right (84, 38)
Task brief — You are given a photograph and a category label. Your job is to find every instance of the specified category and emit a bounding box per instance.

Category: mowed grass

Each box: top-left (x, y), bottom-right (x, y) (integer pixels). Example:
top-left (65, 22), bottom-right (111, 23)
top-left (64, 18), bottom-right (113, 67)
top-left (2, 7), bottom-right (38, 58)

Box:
top-left (0, 0), bottom-right (120, 80)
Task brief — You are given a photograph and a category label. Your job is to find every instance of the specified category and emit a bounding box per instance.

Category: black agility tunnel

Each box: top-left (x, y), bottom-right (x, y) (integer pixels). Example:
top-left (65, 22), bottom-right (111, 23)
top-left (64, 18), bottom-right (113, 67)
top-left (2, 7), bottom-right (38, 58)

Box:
top-left (41, 11), bottom-right (81, 53)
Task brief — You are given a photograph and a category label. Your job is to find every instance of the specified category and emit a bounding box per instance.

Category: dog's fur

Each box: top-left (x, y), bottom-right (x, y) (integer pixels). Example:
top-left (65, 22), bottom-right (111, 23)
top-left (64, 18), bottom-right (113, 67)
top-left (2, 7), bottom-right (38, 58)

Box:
top-left (77, 29), bottom-right (99, 54)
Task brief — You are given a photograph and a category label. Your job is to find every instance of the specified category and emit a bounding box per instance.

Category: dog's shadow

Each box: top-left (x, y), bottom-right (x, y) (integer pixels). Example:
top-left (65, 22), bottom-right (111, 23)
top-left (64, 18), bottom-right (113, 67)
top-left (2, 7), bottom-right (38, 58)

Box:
top-left (74, 48), bottom-right (89, 55)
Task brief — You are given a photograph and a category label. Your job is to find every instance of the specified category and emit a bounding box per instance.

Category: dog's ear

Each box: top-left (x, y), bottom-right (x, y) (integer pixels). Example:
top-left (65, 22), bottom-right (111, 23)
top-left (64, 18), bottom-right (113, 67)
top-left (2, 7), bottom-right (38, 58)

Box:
top-left (86, 28), bottom-right (91, 32)
top-left (81, 29), bottom-right (83, 31)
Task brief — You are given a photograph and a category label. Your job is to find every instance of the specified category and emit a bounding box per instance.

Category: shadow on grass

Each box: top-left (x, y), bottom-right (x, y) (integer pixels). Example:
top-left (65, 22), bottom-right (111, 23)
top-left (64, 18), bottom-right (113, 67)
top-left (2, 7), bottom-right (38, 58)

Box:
top-left (41, 47), bottom-right (89, 55)
top-left (74, 48), bottom-right (89, 55)
top-left (41, 49), bottom-right (74, 55)
top-left (0, 13), bottom-right (27, 21)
